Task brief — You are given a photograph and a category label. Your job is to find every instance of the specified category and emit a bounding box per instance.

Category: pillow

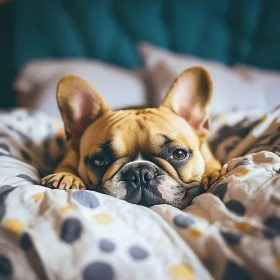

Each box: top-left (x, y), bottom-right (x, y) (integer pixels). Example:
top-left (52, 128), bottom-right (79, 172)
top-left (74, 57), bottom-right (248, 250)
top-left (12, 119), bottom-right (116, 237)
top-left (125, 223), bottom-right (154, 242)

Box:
top-left (14, 60), bottom-right (149, 118)
top-left (138, 42), bottom-right (270, 114)
top-left (235, 64), bottom-right (280, 110)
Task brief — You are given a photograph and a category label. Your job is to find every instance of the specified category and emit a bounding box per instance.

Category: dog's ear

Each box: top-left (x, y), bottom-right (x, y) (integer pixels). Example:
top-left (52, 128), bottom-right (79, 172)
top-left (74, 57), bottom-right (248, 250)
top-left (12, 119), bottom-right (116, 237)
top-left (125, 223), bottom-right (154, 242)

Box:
top-left (57, 75), bottom-right (110, 143)
top-left (160, 67), bottom-right (213, 138)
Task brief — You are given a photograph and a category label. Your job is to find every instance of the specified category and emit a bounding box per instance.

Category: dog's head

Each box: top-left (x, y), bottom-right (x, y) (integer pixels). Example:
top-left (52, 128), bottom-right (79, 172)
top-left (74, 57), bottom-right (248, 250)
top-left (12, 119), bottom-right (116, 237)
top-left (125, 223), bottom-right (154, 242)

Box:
top-left (57, 67), bottom-right (213, 208)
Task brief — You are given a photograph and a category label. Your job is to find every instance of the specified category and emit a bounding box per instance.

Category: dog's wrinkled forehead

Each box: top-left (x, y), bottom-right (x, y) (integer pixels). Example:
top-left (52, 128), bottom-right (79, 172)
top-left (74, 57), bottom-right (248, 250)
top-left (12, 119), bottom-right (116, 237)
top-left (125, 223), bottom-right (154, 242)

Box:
top-left (81, 107), bottom-right (199, 156)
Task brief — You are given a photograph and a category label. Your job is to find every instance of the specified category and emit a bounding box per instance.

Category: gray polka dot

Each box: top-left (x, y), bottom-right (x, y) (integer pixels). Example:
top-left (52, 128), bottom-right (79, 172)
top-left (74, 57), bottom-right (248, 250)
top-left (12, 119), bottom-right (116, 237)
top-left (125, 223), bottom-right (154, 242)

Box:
top-left (129, 246), bottom-right (149, 260)
top-left (99, 239), bottom-right (115, 253)
top-left (220, 231), bottom-right (242, 245)
top-left (225, 200), bottom-right (246, 216)
top-left (20, 233), bottom-right (33, 251)
top-left (73, 191), bottom-right (100, 209)
top-left (0, 256), bottom-right (13, 277)
top-left (0, 143), bottom-right (10, 152)
top-left (27, 111), bottom-right (36, 117)
top-left (210, 182), bottom-right (228, 200)
top-left (222, 260), bottom-right (252, 280)
top-left (263, 216), bottom-right (280, 239)
top-left (0, 133), bottom-right (9, 137)
top-left (173, 214), bottom-right (195, 228)
top-left (0, 186), bottom-right (15, 221)
top-left (83, 261), bottom-right (114, 280)
top-left (20, 149), bottom-right (32, 162)
top-left (61, 218), bottom-right (82, 244)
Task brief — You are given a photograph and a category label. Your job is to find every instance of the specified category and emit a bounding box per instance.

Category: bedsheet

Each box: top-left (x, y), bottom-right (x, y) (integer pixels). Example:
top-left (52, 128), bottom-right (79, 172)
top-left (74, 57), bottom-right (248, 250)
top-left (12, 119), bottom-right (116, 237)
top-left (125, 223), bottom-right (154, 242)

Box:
top-left (0, 109), bottom-right (279, 280)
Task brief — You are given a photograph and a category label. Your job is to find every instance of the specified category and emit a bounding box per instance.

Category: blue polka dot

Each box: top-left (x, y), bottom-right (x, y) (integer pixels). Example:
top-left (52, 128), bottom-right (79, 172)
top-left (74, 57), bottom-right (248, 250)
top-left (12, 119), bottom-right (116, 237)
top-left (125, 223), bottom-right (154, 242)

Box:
top-left (209, 182), bottom-right (228, 200)
top-left (225, 200), bottom-right (246, 216)
top-left (99, 239), bottom-right (115, 253)
top-left (73, 191), bottom-right (100, 209)
top-left (61, 218), bottom-right (82, 244)
top-left (0, 185), bottom-right (14, 196)
top-left (173, 214), bottom-right (195, 229)
top-left (234, 158), bottom-right (250, 168)
top-left (0, 256), bottom-right (13, 277)
top-left (222, 260), bottom-right (252, 280)
top-left (83, 261), bottom-right (114, 280)
top-left (129, 246), bottom-right (149, 260)
top-left (263, 216), bottom-right (280, 239)
top-left (220, 231), bottom-right (242, 245)
top-left (0, 143), bottom-right (10, 152)
top-left (20, 233), bottom-right (33, 251)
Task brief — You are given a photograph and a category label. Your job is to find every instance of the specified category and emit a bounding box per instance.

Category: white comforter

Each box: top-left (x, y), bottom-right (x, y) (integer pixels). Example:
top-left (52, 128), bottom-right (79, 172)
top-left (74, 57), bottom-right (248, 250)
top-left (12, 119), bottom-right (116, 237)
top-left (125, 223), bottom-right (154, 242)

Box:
top-left (0, 109), bottom-right (279, 280)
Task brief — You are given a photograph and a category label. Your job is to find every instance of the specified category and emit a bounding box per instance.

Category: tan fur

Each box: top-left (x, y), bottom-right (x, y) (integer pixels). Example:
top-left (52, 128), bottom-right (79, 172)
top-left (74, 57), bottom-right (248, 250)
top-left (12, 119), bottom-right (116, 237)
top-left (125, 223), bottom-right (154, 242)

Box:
top-left (41, 67), bottom-right (221, 204)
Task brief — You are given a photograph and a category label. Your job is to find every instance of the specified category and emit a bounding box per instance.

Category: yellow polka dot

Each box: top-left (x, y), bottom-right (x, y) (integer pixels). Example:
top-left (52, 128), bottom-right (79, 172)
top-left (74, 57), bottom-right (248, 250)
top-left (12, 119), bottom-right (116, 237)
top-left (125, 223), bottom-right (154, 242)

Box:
top-left (235, 167), bottom-right (250, 177)
top-left (170, 264), bottom-right (194, 280)
top-left (32, 192), bottom-right (45, 202)
top-left (56, 128), bottom-right (65, 139)
top-left (59, 205), bottom-right (76, 212)
top-left (218, 115), bottom-right (227, 124)
top-left (236, 221), bottom-right (251, 232)
top-left (188, 227), bottom-right (202, 238)
top-left (2, 219), bottom-right (24, 235)
top-left (51, 119), bottom-right (59, 128)
top-left (274, 257), bottom-right (280, 270)
top-left (92, 213), bottom-right (112, 225)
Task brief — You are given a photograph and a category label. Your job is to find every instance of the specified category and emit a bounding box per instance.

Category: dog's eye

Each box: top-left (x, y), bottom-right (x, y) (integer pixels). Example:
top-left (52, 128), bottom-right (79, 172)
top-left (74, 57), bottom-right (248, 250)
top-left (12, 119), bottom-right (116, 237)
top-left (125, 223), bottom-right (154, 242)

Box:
top-left (91, 155), bottom-right (108, 167)
top-left (170, 149), bottom-right (189, 161)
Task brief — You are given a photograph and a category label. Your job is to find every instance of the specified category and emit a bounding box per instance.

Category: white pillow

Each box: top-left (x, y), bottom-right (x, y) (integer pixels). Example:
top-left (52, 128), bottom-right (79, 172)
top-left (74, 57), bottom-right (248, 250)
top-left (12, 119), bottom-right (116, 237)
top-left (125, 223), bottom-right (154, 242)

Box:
top-left (14, 60), bottom-right (148, 118)
top-left (138, 42), bottom-right (269, 114)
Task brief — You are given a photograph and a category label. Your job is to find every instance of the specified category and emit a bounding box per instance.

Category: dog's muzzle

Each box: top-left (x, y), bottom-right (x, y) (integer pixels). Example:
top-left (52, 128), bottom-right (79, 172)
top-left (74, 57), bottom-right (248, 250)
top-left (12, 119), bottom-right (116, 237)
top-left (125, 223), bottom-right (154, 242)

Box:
top-left (101, 161), bottom-right (203, 209)
top-left (120, 162), bottom-right (165, 205)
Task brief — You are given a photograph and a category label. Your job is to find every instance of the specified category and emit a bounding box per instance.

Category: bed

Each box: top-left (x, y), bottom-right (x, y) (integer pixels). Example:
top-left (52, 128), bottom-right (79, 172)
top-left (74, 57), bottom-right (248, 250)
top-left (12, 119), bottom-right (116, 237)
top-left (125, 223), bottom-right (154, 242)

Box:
top-left (0, 108), bottom-right (279, 280)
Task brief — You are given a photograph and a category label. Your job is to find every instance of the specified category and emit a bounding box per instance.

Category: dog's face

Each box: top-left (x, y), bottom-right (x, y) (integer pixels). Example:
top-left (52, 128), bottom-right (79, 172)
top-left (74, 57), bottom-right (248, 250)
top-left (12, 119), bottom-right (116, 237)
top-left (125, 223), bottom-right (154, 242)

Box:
top-left (57, 67), bottom-right (213, 208)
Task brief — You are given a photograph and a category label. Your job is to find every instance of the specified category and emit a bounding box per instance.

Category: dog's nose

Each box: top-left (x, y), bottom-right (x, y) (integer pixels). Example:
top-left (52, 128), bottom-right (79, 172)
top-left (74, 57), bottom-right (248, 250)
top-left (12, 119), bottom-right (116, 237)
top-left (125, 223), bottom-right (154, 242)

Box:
top-left (122, 165), bottom-right (158, 186)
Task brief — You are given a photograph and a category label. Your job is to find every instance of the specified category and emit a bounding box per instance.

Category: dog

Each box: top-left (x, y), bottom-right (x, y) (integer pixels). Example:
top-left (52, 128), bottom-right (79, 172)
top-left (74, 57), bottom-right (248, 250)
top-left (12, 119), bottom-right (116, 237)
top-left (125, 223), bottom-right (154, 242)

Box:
top-left (41, 67), bottom-right (221, 209)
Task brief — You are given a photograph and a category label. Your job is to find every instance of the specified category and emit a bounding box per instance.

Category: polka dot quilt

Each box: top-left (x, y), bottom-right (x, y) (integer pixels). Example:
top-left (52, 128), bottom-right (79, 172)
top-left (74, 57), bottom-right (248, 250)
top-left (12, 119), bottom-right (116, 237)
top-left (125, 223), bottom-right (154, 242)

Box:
top-left (0, 109), bottom-right (280, 280)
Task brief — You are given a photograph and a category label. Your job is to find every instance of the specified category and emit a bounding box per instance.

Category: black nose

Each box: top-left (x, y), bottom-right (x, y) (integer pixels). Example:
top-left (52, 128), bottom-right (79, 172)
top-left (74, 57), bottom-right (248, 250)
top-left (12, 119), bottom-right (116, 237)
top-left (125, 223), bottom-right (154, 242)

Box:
top-left (122, 165), bottom-right (158, 186)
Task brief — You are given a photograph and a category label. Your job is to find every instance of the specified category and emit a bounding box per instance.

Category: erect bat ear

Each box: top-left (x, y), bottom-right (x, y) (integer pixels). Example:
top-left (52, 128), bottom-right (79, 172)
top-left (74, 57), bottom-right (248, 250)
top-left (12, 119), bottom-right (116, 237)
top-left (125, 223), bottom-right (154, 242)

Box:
top-left (160, 67), bottom-right (213, 139)
top-left (57, 75), bottom-right (110, 144)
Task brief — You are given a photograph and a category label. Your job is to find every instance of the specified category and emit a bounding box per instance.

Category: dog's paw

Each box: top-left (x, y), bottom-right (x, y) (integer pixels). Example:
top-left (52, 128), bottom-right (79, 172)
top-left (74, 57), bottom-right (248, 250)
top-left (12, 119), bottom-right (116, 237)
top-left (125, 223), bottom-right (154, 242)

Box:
top-left (41, 172), bottom-right (86, 190)
top-left (202, 171), bottom-right (221, 191)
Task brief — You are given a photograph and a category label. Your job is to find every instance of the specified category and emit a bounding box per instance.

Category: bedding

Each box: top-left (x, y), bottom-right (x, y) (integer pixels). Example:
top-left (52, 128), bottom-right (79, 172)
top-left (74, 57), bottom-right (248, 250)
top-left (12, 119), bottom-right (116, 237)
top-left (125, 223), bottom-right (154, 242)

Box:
top-left (0, 109), bottom-right (280, 280)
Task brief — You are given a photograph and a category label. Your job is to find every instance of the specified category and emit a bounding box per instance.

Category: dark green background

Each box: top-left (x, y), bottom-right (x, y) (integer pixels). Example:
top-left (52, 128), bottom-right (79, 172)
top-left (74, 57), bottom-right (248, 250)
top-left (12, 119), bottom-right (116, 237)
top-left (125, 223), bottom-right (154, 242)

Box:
top-left (1, 0), bottom-right (279, 107)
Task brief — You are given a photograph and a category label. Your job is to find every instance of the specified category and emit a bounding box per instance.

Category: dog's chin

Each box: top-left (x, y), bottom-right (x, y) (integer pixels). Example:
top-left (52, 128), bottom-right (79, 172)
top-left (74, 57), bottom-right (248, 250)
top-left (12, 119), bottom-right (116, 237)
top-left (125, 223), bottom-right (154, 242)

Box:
top-left (100, 177), bottom-right (203, 209)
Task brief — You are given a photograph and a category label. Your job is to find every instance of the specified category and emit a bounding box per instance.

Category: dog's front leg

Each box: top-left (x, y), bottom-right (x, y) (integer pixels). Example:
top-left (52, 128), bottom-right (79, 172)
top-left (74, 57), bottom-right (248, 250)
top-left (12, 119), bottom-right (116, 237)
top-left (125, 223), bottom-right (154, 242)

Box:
top-left (41, 149), bottom-right (86, 190)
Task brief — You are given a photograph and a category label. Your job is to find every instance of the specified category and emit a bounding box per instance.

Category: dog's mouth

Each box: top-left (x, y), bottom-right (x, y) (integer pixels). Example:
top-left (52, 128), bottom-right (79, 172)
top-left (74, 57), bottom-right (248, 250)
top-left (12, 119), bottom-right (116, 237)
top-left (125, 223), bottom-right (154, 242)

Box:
top-left (99, 177), bottom-right (202, 209)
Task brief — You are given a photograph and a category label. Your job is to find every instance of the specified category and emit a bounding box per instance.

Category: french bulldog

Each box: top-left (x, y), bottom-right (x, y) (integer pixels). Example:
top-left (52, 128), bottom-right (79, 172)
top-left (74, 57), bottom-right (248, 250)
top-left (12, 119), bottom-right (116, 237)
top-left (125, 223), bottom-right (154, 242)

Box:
top-left (41, 67), bottom-right (221, 209)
